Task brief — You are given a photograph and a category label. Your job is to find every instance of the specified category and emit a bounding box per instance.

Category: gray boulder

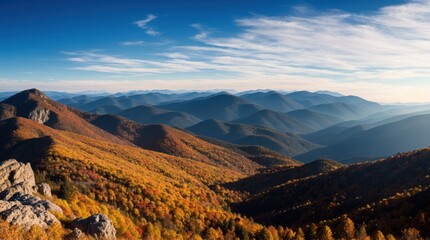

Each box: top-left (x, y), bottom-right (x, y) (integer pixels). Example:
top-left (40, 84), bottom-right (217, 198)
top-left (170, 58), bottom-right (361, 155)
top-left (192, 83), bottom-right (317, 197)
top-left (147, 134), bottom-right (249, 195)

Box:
top-left (0, 159), bottom-right (35, 194)
top-left (9, 192), bottom-right (63, 214)
top-left (0, 200), bottom-right (59, 230)
top-left (70, 214), bottom-right (116, 240)
top-left (0, 182), bottom-right (34, 201)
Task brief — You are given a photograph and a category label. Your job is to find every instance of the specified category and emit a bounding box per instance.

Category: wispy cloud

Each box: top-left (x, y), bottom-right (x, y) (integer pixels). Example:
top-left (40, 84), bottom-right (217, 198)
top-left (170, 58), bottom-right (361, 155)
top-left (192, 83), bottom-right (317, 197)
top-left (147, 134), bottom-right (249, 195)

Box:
top-left (134, 14), bottom-right (156, 28)
top-left (134, 14), bottom-right (160, 36)
top-left (120, 41), bottom-right (146, 46)
top-left (191, 24), bottom-right (211, 41)
top-left (65, 1), bottom-right (430, 102)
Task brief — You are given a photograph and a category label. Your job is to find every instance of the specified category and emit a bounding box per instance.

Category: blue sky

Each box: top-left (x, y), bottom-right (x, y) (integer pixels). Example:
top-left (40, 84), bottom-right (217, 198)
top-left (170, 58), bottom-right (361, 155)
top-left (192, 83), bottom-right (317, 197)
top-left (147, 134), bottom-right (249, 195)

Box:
top-left (1, 0), bottom-right (430, 102)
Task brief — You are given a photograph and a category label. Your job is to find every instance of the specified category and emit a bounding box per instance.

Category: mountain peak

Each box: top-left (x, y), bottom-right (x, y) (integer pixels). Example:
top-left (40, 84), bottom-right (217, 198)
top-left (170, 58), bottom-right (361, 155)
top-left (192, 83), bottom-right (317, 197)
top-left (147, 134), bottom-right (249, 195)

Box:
top-left (3, 88), bottom-right (49, 104)
top-left (19, 88), bottom-right (48, 99)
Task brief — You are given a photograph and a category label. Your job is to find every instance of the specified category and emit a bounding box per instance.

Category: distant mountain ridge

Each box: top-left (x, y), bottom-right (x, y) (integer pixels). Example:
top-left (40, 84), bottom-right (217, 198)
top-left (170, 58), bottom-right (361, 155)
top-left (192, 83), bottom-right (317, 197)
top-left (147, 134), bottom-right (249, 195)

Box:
top-left (117, 105), bottom-right (201, 128)
top-left (187, 119), bottom-right (319, 156)
top-left (160, 93), bottom-right (263, 121)
top-left (297, 113), bottom-right (430, 163)
top-left (232, 109), bottom-right (314, 134)
top-left (240, 91), bottom-right (303, 112)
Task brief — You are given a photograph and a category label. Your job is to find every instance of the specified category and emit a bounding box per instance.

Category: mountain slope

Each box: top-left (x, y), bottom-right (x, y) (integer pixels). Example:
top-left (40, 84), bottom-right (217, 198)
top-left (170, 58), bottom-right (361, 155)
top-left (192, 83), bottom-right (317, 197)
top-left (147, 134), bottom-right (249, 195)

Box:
top-left (87, 114), bottom-right (261, 176)
top-left (223, 159), bottom-right (344, 194)
top-left (285, 109), bottom-right (342, 131)
top-left (302, 120), bottom-right (363, 144)
top-left (232, 109), bottom-right (313, 134)
top-left (308, 102), bottom-right (370, 120)
top-left (233, 148), bottom-right (430, 236)
top-left (199, 137), bottom-right (303, 167)
top-left (117, 105), bottom-right (201, 128)
top-left (0, 89), bottom-right (130, 146)
top-left (160, 93), bottom-right (263, 121)
top-left (287, 91), bottom-right (339, 107)
top-left (296, 114), bottom-right (430, 163)
top-left (187, 119), bottom-right (319, 156)
top-left (287, 91), bottom-right (381, 110)
top-left (0, 117), bottom-right (266, 238)
top-left (240, 91), bottom-right (303, 112)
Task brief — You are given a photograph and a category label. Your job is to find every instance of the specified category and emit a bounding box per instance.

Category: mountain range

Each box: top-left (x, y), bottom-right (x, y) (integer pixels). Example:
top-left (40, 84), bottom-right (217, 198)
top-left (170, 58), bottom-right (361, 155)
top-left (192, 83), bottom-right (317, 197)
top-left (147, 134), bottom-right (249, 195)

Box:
top-left (1, 88), bottom-right (430, 239)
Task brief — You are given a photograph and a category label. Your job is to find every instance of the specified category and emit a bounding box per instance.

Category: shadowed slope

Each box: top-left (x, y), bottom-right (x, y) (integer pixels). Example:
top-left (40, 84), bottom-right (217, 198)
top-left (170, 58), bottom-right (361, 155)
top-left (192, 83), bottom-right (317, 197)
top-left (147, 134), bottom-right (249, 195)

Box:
top-left (187, 119), bottom-right (319, 156)
top-left (233, 148), bottom-right (430, 236)
top-left (297, 114), bottom-right (430, 163)
top-left (160, 93), bottom-right (263, 121)
top-left (241, 91), bottom-right (303, 112)
top-left (117, 105), bottom-right (201, 128)
top-left (232, 109), bottom-right (313, 134)
top-left (198, 136), bottom-right (303, 167)
top-left (223, 159), bottom-right (343, 194)
top-left (285, 109), bottom-right (342, 131)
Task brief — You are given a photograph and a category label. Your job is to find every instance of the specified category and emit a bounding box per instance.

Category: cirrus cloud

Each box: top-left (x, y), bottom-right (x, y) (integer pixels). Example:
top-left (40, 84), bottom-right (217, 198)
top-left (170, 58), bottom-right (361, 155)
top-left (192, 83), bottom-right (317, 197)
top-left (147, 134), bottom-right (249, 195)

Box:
top-left (66, 1), bottom-right (430, 102)
top-left (134, 14), bottom-right (160, 36)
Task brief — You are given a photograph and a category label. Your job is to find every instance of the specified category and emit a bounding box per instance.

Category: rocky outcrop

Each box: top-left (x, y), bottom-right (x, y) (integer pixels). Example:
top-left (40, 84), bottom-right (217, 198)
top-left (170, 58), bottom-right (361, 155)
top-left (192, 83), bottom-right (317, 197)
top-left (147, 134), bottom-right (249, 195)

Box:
top-left (70, 214), bottom-right (116, 240)
top-left (28, 108), bottom-right (50, 124)
top-left (9, 192), bottom-right (63, 214)
top-left (0, 159), bottom-right (117, 238)
top-left (37, 183), bottom-right (52, 197)
top-left (0, 159), bottom-right (61, 230)
top-left (0, 200), bottom-right (59, 230)
top-left (0, 159), bottom-right (35, 194)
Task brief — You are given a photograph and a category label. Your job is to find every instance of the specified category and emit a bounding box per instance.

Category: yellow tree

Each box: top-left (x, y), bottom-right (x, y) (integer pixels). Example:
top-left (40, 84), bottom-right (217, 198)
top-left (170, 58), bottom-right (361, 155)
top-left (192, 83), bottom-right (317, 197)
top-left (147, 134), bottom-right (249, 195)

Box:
top-left (255, 227), bottom-right (274, 240)
top-left (144, 223), bottom-right (162, 240)
top-left (317, 225), bottom-right (334, 240)
top-left (385, 234), bottom-right (396, 240)
top-left (337, 216), bottom-right (355, 240)
top-left (373, 230), bottom-right (386, 240)
top-left (295, 228), bottom-right (305, 240)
